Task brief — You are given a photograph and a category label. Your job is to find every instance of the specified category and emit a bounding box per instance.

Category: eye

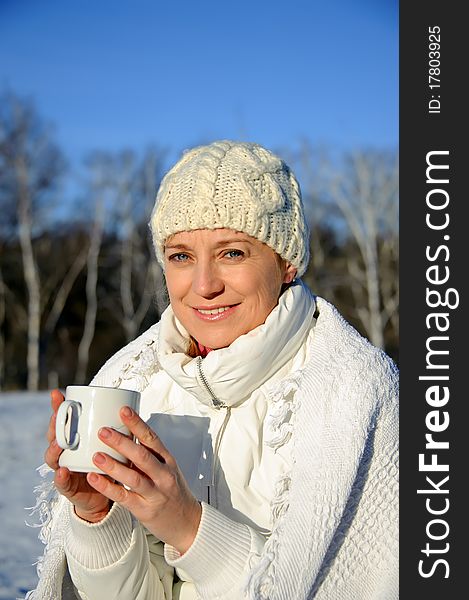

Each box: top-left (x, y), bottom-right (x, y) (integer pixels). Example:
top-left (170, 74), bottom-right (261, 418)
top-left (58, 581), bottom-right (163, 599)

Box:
top-left (169, 252), bottom-right (189, 262)
top-left (224, 249), bottom-right (244, 259)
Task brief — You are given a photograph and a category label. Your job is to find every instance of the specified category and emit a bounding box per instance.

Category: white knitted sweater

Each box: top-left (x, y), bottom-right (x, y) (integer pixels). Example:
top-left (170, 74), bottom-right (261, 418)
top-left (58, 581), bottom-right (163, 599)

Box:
top-left (25, 295), bottom-right (398, 600)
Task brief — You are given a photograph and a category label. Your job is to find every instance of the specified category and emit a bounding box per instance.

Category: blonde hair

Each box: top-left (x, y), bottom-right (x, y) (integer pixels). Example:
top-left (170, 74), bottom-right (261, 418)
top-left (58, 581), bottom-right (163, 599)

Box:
top-left (187, 336), bottom-right (202, 358)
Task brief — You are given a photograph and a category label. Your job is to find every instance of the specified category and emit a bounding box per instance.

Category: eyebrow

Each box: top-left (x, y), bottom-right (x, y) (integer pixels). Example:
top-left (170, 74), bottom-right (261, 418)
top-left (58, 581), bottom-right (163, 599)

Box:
top-left (164, 238), bottom-right (253, 251)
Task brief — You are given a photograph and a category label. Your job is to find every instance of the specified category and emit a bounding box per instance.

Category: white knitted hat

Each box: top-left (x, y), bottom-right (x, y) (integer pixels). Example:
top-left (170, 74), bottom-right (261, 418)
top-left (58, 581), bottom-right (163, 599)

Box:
top-left (150, 140), bottom-right (310, 276)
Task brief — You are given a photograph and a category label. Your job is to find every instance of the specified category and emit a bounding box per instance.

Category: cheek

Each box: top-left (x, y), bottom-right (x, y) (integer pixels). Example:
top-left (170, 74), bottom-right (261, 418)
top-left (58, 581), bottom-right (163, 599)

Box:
top-left (165, 269), bottom-right (189, 303)
top-left (236, 267), bottom-right (284, 310)
top-left (262, 278), bottom-right (284, 309)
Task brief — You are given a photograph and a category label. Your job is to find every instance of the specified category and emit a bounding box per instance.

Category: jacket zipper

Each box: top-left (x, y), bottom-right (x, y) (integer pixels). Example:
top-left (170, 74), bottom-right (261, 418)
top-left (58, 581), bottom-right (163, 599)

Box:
top-left (196, 356), bottom-right (231, 506)
top-left (196, 356), bottom-right (227, 409)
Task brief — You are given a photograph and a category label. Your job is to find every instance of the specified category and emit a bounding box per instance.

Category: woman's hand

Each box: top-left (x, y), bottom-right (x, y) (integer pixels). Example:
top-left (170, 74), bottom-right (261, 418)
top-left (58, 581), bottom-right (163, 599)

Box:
top-left (85, 407), bottom-right (202, 555)
top-left (44, 389), bottom-right (111, 523)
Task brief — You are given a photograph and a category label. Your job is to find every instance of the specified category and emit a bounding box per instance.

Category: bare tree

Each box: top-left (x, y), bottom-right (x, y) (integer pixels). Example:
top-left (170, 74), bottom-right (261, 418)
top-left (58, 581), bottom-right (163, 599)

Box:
top-left (286, 141), bottom-right (348, 299)
top-left (325, 150), bottom-right (399, 348)
top-left (141, 148), bottom-right (167, 316)
top-left (111, 148), bottom-right (166, 342)
top-left (74, 154), bottom-right (110, 384)
top-left (16, 154), bottom-right (42, 389)
top-left (288, 142), bottom-right (398, 351)
top-left (44, 243), bottom-right (88, 336)
top-left (0, 92), bottom-right (64, 389)
top-left (114, 150), bottom-right (147, 342)
top-left (138, 150), bottom-right (166, 326)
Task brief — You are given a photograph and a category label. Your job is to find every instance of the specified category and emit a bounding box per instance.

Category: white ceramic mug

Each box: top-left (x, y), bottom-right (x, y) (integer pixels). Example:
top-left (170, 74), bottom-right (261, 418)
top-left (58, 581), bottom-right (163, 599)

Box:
top-left (56, 385), bottom-right (141, 473)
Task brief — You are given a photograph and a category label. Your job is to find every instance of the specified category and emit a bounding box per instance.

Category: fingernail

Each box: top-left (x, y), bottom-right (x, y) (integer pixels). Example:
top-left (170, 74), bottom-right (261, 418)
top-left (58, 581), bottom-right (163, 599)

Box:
top-left (89, 473), bottom-right (99, 484)
top-left (94, 452), bottom-right (106, 465)
top-left (122, 406), bottom-right (133, 418)
top-left (99, 427), bottom-right (111, 439)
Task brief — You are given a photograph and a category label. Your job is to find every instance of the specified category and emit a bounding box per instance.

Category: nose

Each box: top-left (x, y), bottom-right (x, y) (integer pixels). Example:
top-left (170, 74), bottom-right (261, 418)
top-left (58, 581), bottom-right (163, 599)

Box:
top-left (191, 259), bottom-right (224, 298)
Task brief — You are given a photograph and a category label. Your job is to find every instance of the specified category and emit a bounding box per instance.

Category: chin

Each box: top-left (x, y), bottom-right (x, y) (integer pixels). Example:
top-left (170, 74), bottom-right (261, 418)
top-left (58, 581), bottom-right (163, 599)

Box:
top-left (199, 337), bottom-right (234, 350)
top-left (195, 330), bottom-right (238, 350)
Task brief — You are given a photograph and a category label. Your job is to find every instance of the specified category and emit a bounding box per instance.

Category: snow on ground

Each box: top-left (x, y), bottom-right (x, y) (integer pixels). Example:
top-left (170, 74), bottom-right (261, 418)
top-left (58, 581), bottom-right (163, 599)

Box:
top-left (0, 392), bottom-right (51, 600)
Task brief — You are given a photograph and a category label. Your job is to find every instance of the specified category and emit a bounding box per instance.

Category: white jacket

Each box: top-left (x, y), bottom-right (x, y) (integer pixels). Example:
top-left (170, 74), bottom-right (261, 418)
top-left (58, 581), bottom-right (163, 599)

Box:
top-left (25, 281), bottom-right (399, 600)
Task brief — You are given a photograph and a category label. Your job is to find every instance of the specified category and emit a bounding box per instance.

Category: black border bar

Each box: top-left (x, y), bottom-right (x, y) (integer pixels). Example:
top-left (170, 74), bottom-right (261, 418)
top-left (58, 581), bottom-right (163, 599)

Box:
top-left (400, 3), bottom-right (466, 596)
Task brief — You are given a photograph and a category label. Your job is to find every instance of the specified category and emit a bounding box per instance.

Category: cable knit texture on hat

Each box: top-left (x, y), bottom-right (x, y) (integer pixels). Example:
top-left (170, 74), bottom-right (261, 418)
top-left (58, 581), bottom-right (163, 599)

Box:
top-left (150, 140), bottom-right (310, 276)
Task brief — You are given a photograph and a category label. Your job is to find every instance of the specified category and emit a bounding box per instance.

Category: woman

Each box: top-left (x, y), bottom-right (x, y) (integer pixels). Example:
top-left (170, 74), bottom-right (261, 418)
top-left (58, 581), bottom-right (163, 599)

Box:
top-left (28, 140), bottom-right (398, 599)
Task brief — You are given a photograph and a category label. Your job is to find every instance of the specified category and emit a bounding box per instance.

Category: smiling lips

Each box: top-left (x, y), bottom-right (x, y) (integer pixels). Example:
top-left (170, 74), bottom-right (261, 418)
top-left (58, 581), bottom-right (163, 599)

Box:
top-left (193, 304), bottom-right (239, 321)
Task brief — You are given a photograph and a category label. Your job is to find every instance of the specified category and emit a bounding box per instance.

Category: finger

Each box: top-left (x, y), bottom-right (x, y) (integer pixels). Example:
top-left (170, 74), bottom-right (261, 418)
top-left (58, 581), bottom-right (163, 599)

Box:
top-left (51, 388), bottom-right (65, 411)
top-left (46, 411), bottom-right (58, 443)
top-left (54, 467), bottom-right (76, 497)
top-left (44, 439), bottom-right (63, 470)
top-left (91, 451), bottom-right (154, 496)
top-left (86, 471), bottom-right (137, 509)
top-left (98, 426), bottom-right (166, 481)
top-left (46, 407), bottom-right (62, 443)
top-left (119, 407), bottom-right (175, 465)
top-left (47, 389), bottom-right (65, 443)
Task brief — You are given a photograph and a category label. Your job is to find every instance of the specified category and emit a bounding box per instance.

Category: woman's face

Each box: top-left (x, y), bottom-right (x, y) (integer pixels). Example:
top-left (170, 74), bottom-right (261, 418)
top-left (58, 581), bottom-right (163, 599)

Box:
top-left (164, 228), bottom-right (297, 349)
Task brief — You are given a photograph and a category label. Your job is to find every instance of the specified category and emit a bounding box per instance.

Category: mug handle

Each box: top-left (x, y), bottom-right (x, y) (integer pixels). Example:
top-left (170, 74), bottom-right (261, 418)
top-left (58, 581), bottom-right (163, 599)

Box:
top-left (56, 400), bottom-right (81, 449)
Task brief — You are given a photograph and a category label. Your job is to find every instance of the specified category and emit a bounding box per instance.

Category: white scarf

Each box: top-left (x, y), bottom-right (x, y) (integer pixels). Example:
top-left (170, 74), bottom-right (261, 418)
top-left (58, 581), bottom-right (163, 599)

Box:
top-left (157, 280), bottom-right (316, 408)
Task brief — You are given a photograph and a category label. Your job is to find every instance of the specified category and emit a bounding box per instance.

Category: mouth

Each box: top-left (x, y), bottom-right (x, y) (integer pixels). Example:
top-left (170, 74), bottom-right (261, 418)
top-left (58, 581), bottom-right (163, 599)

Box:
top-left (197, 306), bottom-right (231, 315)
top-left (192, 304), bottom-right (240, 321)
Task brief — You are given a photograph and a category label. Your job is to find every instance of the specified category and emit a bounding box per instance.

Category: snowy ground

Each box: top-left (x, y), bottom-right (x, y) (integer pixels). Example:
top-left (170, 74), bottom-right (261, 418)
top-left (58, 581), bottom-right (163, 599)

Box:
top-left (0, 392), bottom-right (51, 600)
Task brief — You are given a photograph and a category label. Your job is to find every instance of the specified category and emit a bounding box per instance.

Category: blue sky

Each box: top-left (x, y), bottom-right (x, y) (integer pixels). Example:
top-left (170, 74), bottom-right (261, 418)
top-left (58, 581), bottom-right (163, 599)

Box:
top-left (0, 0), bottom-right (398, 169)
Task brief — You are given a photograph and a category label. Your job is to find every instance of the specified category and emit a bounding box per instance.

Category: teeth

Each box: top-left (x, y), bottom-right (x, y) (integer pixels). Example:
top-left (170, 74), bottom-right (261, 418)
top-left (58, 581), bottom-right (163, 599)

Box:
top-left (197, 306), bottom-right (231, 315)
